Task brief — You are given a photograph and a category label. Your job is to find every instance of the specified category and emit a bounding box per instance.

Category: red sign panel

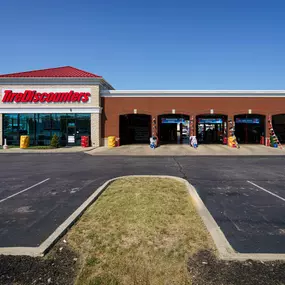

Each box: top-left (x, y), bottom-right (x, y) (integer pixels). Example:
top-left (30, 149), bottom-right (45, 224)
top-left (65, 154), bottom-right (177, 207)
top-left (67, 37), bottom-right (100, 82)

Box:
top-left (2, 90), bottom-right (91, 103)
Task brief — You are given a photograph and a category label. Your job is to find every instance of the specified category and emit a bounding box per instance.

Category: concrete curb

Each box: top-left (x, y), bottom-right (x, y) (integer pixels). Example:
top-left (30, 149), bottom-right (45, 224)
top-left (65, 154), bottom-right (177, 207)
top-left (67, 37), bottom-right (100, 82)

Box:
top-left (1, 175), bottom-right (285, 261)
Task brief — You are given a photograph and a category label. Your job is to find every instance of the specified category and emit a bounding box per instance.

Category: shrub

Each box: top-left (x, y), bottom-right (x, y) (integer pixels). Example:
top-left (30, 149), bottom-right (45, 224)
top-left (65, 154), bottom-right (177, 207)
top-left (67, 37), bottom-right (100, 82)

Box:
top-left (50, 134), bottom-right (60, 148)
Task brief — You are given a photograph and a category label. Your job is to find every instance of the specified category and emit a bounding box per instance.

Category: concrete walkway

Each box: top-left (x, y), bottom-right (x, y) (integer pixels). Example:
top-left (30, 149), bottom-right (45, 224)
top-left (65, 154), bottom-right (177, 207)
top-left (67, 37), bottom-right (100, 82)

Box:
top-left (0, 146), bottom-right (96, 154)
top-left (88, 144), bottom-right (285, 156)
top-left (1, 144), bottom-right (284, 155)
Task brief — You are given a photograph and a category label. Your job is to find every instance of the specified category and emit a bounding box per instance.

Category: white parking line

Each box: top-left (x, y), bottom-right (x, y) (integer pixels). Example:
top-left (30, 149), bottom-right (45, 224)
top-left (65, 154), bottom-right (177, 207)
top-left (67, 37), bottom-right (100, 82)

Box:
top-left (0, 178), bottom-right (50, 204)
top-left (247, 180), bottom-right (285, 202)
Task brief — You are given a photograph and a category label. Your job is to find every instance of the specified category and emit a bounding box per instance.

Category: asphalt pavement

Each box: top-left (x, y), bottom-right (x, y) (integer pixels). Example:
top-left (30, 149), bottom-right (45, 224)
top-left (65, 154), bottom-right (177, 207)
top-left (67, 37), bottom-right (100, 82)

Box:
top-left (0, 153), bottom-right (285, 254)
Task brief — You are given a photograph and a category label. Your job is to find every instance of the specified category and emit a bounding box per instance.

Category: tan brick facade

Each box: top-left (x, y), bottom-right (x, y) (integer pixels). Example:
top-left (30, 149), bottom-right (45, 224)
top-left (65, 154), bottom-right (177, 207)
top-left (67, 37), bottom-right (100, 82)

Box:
top-left (0, 84), bottom-right (101, 146)
top-left (91, 113), bottom-right (101, 147)
top-left (0, 84), bottom-right (100, 108)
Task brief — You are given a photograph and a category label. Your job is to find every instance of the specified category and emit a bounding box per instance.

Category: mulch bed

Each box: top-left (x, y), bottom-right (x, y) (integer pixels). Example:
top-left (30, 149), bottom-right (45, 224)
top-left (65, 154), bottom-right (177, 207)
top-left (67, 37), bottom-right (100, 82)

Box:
top-left (0, 242), bottom-right (78, 285)
top-left (188, 250), bottom-right (285, 285)
top-left (1, 246), bottom-right (285, 285)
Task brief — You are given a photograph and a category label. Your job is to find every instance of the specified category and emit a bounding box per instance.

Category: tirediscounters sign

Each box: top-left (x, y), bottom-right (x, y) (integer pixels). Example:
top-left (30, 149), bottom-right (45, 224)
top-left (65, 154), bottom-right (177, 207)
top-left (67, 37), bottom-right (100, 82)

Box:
top-left (2, 89), bottom-right (91, 103)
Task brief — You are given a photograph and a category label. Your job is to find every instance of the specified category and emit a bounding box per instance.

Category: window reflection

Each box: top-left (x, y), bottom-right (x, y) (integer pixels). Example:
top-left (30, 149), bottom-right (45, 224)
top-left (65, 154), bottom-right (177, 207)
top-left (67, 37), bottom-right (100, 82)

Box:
top-left (37, 114), bottom-right (52, 146)
top-left (19, 114), bottom-right (36, 145)
top-left (3, 113), bottom-right (91, 146)
top-left (3, 114), bottom-right (18, 145)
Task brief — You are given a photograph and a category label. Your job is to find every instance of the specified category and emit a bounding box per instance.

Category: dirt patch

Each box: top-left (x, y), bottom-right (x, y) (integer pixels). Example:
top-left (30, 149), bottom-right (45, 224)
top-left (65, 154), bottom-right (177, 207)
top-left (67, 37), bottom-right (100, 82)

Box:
top-left (188, 250), bottom-right (285, 285)
top-left (0, 242), bottom-right (78, 285)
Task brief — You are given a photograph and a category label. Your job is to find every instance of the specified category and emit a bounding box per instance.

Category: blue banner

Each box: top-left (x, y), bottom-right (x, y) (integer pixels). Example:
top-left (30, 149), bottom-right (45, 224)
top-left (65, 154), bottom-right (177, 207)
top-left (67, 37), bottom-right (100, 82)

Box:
top-left (235, 118), bottom-right (260, 124)
top-left (198, 118), bottom-right (223, 124)
top-left (161, 118), bottom-right (185, 124)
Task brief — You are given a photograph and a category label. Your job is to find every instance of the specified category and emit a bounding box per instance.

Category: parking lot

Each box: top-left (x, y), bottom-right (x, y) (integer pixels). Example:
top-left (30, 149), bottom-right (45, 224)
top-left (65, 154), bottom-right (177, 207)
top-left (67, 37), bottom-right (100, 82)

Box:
top-left (0, 153), bottom-right (285, 254)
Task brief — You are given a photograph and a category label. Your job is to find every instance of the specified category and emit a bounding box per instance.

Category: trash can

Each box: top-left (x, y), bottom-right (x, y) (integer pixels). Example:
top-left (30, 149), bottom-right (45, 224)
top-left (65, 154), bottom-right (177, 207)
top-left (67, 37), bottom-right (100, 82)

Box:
top-left (81, 136), bottom-right (89, 147)
top-left (108, 136), bottom-right (116, 148)
top-left (115, 137), bottom-right (120, 147)
top-left (20, 135), bottom-right (30, 149)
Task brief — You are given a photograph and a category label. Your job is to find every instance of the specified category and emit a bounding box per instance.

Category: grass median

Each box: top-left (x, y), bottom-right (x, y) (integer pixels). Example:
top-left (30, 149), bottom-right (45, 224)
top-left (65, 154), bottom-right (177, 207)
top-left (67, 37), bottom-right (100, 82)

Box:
top-left (67, 177), bottom-right (215, 285)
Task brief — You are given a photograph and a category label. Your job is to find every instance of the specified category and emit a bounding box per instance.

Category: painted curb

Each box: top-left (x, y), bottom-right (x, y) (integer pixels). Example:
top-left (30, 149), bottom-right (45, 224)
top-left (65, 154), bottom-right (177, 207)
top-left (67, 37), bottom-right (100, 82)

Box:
top-left (1, 175), bottom-right (285, 261)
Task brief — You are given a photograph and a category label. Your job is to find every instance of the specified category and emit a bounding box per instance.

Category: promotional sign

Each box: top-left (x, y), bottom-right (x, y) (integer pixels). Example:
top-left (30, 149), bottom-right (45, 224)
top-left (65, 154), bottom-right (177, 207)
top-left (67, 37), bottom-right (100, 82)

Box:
top-left (198, 118), bottom-right (223, 124)
top-left (235, 118), bottom-right (260, 124)
top-left (1, 89), bottom-right (91, 103)
top-left (68, 136), bottom-right (75, 143)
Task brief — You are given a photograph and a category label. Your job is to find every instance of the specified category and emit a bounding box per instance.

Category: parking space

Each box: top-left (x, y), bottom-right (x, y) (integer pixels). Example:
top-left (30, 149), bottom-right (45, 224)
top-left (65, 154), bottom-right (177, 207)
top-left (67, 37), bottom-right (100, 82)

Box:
top-left (193, 179), bottom-right (285, 253)
top-left (0, 153), bottom-right (285, 254)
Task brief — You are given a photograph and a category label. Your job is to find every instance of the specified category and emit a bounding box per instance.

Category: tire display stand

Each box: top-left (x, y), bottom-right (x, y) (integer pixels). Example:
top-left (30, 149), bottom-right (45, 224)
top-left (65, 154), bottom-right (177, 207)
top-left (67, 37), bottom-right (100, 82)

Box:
top-left (228, 119), bottom-right (240, 148)
top-left (268, 116), bottom-right (283, 149)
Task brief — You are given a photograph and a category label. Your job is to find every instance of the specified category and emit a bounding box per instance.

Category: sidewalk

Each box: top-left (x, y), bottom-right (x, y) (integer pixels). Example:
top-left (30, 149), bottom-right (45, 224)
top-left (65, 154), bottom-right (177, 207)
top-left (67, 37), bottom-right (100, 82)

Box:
top-left (0, 146), bottom-right (96, 154)
top-left (1, 144), bottom-right (284, 156)
top-left (87, 144), bottom-right (285, 156)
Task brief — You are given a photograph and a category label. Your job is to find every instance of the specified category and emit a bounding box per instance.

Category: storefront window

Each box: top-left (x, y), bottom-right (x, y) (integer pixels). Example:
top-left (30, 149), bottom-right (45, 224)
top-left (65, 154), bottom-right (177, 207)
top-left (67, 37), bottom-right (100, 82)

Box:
top-left (2, 113), bottom-right (91, 146)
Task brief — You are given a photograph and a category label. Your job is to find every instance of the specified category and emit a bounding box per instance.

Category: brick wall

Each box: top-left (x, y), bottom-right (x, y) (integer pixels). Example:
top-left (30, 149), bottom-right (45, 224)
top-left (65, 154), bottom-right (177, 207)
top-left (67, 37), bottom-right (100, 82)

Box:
top-left (101, 96), bottom-right (285, 138)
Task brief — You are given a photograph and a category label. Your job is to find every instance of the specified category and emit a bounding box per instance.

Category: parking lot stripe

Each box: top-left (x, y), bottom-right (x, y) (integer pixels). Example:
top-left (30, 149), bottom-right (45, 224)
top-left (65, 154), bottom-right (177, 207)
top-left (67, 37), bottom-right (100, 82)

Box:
top-left (247, 180), bottom-right (285, 202)
top-left (0, 178), bottom-right (50, 204)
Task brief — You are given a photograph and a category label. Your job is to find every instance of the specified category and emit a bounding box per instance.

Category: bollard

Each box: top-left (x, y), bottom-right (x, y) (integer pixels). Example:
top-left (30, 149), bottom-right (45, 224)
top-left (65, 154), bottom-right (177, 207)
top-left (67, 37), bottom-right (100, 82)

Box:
top-left (3, 138), bottom-right (8, 150)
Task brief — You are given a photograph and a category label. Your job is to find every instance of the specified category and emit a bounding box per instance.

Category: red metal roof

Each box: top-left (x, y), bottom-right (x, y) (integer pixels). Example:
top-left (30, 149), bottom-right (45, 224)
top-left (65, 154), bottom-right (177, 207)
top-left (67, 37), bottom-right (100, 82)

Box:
top-left (0, 66), bottom-right (102, 78)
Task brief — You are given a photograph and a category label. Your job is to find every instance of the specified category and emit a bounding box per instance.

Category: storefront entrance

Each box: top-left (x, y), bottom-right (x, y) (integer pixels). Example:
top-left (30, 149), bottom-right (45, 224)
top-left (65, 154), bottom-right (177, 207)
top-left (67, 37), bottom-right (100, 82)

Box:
top-left (196, 115), bottom-right (227, 144)
top-left (119, 114), bottom-right (151, 145)
top-left (234, 114), bottom-right (265, 144)
top-left (158, 114), bottom-right (190, 144)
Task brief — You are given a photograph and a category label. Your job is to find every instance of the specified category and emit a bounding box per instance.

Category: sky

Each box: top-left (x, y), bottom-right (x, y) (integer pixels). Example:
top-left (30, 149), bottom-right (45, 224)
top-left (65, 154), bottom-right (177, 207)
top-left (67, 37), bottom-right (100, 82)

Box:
top-left (0, 0), bottom-right (285, 90)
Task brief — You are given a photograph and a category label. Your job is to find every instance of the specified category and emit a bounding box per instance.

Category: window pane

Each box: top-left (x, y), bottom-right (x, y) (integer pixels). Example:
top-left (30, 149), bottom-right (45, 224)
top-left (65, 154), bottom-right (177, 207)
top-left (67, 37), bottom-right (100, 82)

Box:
top-left (19, 114), bottom-right (36, 145)
top-left (37, 114), bottom-right (51, 145)
top-left (51, 114), bottom-right (61, 130)
top-left (59, 114), bottom-right (67, 146)
top-left (3, 114), bottom-right (19, 145)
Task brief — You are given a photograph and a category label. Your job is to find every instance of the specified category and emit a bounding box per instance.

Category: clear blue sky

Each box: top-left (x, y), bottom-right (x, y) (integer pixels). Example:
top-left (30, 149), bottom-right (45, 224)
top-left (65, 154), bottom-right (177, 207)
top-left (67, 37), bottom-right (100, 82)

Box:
top-left (1, 0), bottom-right (284, 89)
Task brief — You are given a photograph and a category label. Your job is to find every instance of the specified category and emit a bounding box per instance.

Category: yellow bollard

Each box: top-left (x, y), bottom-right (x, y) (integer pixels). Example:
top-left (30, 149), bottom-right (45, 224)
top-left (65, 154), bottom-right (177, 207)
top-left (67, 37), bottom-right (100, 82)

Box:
top-left (20, 135), bottom-right (30, 149)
